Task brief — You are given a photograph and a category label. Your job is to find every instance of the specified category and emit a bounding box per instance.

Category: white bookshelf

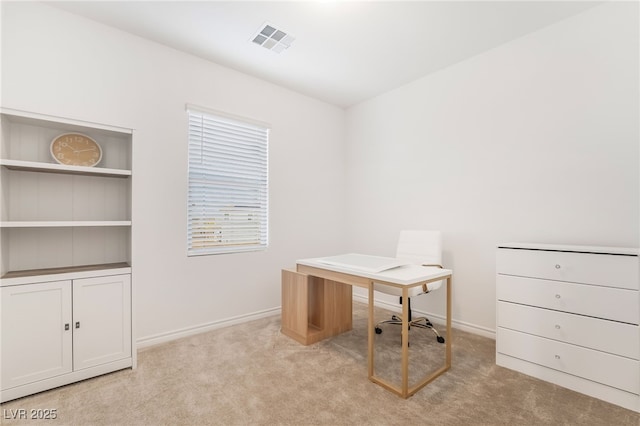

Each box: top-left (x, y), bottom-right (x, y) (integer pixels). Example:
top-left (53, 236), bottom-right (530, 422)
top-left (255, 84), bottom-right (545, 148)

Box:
top-left (0, 108), bottom-right (132, 279)
top-left (1, 221), bottom-right (132, 227)
top-left (0, 108), bottom-right (135, 403)
top-left (0, 158), bottom-right (131, 177)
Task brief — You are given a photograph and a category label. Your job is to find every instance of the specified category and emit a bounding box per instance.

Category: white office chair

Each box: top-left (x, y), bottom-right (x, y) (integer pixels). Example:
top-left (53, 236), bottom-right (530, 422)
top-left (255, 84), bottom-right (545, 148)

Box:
top-left (374, 230), bottom-right (445, 344)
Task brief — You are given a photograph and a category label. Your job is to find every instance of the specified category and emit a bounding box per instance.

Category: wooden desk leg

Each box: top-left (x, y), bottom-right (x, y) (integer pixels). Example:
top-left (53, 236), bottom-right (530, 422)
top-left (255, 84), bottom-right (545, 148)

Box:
top-left (369, 274), bottom-right (453, 398)
top-left (401, 286), bottom-right (410, 398)
top-left (446, 275), bottom-right (452, 368)
top-left (368, 282), bottom-right (374, 378)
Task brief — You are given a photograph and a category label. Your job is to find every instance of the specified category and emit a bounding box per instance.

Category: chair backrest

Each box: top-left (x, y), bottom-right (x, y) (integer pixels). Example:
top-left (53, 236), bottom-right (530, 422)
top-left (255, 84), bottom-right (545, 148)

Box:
top-left (395, 230), bottom-right (443, 267)
top-left (374, 230), bottom-right (444, 297)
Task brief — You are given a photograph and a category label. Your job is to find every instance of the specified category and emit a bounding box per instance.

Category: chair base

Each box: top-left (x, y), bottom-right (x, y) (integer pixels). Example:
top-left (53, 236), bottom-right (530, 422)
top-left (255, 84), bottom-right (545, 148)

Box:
top-left (375, 315), bottom-right (445, 344)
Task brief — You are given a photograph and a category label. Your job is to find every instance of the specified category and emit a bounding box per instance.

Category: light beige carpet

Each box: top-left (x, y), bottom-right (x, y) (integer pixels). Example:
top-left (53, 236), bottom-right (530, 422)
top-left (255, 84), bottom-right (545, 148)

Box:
top-left (1, 302), bottom-right (638, 425)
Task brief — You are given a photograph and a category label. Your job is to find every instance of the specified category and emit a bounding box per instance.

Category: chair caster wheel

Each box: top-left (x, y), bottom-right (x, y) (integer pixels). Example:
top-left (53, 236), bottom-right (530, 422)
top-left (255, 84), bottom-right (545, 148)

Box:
top-left (375, 327), bottom-right (382, 334)
top-left (437, 336), bottom-right (445, 344)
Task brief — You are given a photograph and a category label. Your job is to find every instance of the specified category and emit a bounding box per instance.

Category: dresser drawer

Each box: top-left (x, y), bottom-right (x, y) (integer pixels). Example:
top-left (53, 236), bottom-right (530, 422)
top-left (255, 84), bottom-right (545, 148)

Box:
top-left (497, 249), bottom-right (638, 290)
top-left (497, 275), bottom-right (638, 324)
top-left (497, 328), bottom-right (640, 394)
top-left (498, 301), bottom-right (639, 359)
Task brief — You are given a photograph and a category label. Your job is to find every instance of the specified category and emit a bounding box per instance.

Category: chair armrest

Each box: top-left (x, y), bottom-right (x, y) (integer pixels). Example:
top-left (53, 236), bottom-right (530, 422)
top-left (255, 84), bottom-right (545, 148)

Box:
top-left (421, 265), bottom-right (443, 293)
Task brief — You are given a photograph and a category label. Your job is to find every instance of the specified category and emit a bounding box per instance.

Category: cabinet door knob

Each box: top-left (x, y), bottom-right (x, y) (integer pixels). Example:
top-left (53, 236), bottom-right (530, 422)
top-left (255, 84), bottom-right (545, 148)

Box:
top-left (555, 264), bottom-right (561, 269)
top-left (555, 355), bottom-right (561, 360)
top-left (75, 322), bottom-right (80, 329)
top-left (555, 324), bottom-right (561, 329)
top-left (555, 294), bottom-right (561, 299)
top-left (64, 323), bottom-right (70, 331)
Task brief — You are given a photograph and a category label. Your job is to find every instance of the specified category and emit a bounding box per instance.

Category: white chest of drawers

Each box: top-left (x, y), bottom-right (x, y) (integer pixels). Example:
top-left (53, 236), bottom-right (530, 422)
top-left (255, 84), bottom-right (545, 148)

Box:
top-left (496, 243), bottom-right (639, 412)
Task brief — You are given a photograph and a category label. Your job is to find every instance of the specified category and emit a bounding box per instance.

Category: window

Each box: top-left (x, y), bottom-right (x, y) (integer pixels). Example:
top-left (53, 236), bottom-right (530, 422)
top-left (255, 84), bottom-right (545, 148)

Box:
top-left (187, 107), bottom-right (269, 256)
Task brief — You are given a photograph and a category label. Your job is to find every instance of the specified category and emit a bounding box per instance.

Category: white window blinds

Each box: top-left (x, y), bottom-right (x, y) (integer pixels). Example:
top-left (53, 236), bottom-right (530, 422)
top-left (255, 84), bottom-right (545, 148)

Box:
top-left (187, 108), bottom-right (269, 256)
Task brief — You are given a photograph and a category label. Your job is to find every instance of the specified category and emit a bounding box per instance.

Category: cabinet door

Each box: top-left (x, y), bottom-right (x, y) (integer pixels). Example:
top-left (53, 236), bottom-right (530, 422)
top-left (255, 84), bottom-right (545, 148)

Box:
top-left (1, 281), bottom-right (72, 390)
top-left (72, 274), bottom-right (131, 370)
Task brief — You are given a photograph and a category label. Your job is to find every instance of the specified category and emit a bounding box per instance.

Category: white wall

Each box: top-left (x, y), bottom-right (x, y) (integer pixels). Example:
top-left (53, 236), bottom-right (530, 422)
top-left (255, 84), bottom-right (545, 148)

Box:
top-left (345, 2), bottom-right (639, 334)
top-left (1, 2), bottom-right (347, 344)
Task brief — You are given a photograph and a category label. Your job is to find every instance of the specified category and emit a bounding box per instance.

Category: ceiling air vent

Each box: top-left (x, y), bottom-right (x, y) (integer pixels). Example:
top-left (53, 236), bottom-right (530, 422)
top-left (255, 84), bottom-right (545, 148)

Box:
top-left (251, 23), bottom-right (295, 53)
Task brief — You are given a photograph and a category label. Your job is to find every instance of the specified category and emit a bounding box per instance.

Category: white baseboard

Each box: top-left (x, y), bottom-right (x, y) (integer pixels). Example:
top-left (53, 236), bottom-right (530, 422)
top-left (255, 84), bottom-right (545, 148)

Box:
top-left (353, 293), bottom-right (496, 340)
top-left (137, 294), bottom-right (496, 350)
top-left (137, 307), bottom-right (281, 349)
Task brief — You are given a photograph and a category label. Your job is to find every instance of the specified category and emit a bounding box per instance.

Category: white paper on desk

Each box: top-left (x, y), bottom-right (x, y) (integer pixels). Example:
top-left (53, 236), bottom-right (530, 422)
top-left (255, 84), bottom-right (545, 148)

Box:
top-left (316, 253), bottom-right (410, 273)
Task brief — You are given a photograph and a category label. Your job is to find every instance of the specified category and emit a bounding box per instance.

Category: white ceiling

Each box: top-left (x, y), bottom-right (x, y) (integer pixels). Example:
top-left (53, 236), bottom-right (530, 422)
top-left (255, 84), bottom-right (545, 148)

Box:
top-left (49, 1), bottom-right (600, 108)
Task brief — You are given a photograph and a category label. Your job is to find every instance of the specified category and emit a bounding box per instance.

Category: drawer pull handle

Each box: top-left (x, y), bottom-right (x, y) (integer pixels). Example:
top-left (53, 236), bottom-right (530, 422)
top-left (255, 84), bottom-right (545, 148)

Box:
top-left (555, 264), bottom-right (561, 269)
top-left (555, 325), bottom-right (561, 329)
top-left (555, 355), bottom-right (560, 360)
top-left (555, 294), bottom-right (561, 299)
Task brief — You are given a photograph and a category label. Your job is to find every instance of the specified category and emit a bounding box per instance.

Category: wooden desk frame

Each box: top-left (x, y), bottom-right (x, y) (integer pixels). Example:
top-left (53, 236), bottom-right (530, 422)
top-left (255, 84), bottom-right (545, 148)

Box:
top-left (283, 263), bottom-right (452, 398)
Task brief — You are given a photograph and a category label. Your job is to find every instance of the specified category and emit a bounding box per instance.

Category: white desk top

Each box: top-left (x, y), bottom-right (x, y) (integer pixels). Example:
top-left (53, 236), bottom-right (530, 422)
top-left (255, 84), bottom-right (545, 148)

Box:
top-left (313, 253), bottom-right (410, 273)
top-left (297, 254), bottom-right (452, 286)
